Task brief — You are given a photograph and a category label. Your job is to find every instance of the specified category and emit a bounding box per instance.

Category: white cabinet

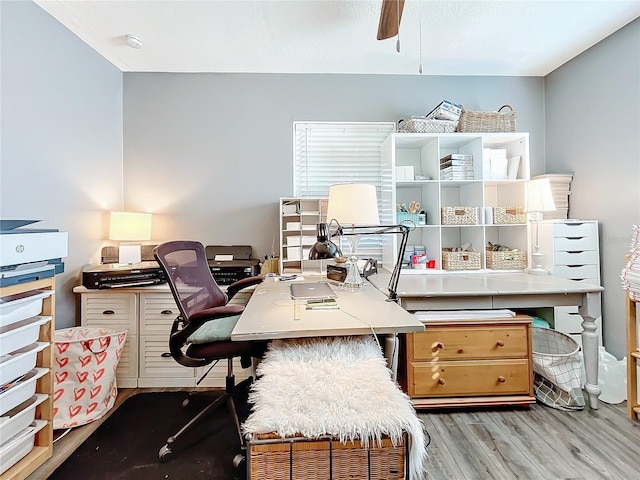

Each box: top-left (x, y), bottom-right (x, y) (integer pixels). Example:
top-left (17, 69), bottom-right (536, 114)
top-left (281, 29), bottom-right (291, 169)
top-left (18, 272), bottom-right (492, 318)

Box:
top-left (535, 220), bottom-right (603, 346)
top-left (381, 132), bottom-right (531, 272)
top-left (75, 285), bottom-right (254, 388)
top-left (279, 197), bottom-right (328, 274)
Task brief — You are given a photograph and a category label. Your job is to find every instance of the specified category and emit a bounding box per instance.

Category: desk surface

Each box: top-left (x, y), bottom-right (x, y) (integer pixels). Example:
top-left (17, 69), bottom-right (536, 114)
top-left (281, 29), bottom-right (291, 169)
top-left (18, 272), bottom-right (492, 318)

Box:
top-left (369, 271), bottom-right (603, 298)
top-left (231, 276), bottom-right (425, 341)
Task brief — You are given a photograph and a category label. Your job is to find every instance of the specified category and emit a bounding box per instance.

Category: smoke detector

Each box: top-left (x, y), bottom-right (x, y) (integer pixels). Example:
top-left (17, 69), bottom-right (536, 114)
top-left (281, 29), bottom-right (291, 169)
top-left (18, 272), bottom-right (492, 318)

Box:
top-left (125, 34), bottom-right (143, 49)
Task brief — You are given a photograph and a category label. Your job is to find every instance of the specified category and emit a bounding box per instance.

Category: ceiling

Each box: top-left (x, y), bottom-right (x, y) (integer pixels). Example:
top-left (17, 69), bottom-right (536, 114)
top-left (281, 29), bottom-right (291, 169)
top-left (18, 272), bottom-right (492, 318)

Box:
top-left (34, 0), bottom-right (640, 76)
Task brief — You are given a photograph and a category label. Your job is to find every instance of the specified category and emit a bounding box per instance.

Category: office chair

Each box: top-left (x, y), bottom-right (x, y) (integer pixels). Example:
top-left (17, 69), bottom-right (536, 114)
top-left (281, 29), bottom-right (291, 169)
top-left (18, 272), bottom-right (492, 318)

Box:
top-left (153, 240), bottom-right (268, 465)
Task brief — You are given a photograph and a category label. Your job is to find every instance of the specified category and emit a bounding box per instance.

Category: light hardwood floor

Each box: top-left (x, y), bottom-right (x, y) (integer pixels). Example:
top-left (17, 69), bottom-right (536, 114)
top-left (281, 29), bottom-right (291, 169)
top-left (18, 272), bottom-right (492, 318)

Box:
top-left (28, 388), bottom-right (640, 480)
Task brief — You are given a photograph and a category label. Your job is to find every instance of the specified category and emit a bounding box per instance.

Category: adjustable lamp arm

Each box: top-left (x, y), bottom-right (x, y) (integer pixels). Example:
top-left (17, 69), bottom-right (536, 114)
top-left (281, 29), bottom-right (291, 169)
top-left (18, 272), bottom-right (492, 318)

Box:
top-left (340, 223), bottom-right (411, 302)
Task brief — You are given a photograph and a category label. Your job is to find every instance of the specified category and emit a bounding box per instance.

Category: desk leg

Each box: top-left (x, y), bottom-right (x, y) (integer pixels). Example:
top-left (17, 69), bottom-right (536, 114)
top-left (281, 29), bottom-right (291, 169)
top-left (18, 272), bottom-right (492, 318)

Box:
top-left (580, 291), bottom-right (602, 409)
top-left (384, 335), bottom-right (399, 381)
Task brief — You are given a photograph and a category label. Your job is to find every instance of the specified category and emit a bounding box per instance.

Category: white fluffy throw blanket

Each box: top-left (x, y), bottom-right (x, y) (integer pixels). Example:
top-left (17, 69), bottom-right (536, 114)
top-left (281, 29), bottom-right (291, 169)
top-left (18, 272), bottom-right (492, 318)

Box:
top-left (243, 336), bottom-right (427, 479)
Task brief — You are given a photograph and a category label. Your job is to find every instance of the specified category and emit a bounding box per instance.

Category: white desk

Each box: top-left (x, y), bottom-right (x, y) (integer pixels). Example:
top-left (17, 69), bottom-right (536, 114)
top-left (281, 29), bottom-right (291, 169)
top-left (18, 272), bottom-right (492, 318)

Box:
top-left (369, 271), bottom-right (604, 409)
top-left (231, 276), bottom-right (425, 341)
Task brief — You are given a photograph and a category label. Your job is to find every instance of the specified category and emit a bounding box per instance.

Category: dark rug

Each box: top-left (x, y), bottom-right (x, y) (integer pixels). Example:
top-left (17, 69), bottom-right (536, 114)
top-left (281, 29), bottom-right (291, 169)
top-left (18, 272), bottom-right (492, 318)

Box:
top-left (50, 389), bottom-right (252, 480)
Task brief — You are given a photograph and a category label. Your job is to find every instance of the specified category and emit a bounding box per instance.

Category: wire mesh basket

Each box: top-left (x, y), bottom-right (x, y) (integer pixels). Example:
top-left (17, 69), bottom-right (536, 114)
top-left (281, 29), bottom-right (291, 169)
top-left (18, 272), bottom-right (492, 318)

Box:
top-left (398, 118), bottom-right (458, 134)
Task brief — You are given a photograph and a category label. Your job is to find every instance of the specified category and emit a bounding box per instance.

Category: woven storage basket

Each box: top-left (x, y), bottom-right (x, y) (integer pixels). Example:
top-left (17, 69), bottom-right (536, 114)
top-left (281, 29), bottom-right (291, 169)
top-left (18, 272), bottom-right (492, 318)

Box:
top-left (457, 105), bottom-right (517, 133)
top-left (442, 249), bottom-right (481, 270)
top-left (248, 433), bottom-right (407, 480)
top-left (441, 206), bottom-right (478, 225)
top-left (398, 118), bottom-right (457, 134)
top-left (486, 248), bottom-right (527, 270)
top-left (493, 206), bottom-right (527, 224)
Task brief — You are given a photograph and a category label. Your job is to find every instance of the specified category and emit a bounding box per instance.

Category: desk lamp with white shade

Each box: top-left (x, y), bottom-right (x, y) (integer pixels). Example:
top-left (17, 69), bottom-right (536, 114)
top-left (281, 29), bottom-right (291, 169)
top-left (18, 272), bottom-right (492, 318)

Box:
top-left (525, 178), bottom-right (557, 275)
top-left (109, 211), bottom-right (152, 264)
top-left (325, 184), bottom-right (380, 291)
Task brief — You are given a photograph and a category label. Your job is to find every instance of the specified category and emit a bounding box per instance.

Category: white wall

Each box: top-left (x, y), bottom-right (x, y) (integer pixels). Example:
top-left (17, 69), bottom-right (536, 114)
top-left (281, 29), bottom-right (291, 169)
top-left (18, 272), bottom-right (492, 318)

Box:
top-left (544, 18), bottom-right (640, 358)
top-left (1, 1), bottom-right (123, 327)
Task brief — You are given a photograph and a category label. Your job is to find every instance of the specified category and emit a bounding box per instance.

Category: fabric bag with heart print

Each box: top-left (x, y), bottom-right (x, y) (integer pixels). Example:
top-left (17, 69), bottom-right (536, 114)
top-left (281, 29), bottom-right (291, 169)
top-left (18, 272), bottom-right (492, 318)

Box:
top-left (53, 327), bottom-right (127, 429)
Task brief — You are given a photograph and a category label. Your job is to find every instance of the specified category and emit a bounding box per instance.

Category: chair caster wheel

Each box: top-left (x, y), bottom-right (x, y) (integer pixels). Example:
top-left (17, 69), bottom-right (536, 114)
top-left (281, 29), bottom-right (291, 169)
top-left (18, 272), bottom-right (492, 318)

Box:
top-left (233, 453), bottom-right (246, 480)
top-left (158, 444), bottom-right (173, 463)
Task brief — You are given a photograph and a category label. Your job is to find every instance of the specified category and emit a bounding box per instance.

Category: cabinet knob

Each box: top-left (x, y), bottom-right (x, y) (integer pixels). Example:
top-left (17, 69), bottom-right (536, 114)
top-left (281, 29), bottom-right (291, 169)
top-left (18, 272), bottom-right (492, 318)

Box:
top-left (496, 340), bottom-right (505, 347)
top-left (498, 376), bottom-right (506, 383)
top-left (457, 348), bottom-right (464, 354)
top-left (161, 309), bottom-right (174, 315)
top-left (438, 378), bottom-right (446, 385)
top-left (102, 309), bottom-right (115, 315)
top-left (161, 352), bottom-right (172, 358)
top-left (433, 342), bottom-right (445, 350)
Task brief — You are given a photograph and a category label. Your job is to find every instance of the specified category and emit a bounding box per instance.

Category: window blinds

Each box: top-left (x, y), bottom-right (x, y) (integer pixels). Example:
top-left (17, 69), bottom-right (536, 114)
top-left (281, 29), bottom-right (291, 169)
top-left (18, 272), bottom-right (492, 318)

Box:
top-left (293, 122), bottom-right (396, 260)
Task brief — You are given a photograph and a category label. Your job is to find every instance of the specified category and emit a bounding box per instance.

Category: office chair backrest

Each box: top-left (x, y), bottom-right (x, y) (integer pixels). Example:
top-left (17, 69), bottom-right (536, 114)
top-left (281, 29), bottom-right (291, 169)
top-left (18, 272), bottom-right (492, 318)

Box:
top-left (154, 240), bottom-right (228, 322)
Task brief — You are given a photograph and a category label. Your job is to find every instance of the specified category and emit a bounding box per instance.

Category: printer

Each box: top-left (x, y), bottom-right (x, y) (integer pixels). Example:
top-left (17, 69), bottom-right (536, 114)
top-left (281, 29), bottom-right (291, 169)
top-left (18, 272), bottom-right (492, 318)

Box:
top-left (0, 220), bottom-right (67, 287)
top-left (82, 261), bottom-right (165, 289)
top-left (205, 245), bottom-right (260, 285)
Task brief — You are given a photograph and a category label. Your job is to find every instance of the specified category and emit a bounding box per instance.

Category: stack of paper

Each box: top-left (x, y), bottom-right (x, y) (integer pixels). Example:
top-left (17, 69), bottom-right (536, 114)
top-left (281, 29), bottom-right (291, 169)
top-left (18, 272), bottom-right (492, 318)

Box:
top-left (482, 148), bottom-right (508, 180)
top-left (414, 309), bottom-right (516, 322)
top-left (621, 225), bottom-right (640, 301)
top-left (440, 153), bottom-right (473, 180)
top-left (532, 173), bottom-right (573, 220)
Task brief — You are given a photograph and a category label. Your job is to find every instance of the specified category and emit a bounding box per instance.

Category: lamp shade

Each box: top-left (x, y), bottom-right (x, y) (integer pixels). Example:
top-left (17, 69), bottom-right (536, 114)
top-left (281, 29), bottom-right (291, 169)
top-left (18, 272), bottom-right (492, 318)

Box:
top-left (109, 212), bottom-right (152, 241)
top-left (325, 184), bottom-right (380, 226)
top-left (525, 178), bottom-right (557, 213)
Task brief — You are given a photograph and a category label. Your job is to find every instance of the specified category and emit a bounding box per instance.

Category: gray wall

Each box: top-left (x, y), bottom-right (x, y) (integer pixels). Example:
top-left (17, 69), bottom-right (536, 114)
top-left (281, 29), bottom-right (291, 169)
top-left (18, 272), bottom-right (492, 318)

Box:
top-left (1, 0), bottom-right (123, 327)
top-left (544, 18), bottom-right (640, 358)
top-left (123, 73), bottom-right (544, 259)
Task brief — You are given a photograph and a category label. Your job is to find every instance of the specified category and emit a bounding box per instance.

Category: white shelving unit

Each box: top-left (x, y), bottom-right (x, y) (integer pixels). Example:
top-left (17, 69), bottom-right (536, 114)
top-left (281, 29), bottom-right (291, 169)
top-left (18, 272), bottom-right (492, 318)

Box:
top-left (279, 197), bottom-right (328, 274)
top-left (381, 132), bottom-right (531, 273)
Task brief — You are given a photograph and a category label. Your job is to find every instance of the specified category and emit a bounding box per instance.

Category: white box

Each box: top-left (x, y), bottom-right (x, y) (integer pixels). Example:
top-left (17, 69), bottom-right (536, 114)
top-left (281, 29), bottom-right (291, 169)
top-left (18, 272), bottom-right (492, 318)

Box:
top-left (0, 316), bottom-right (50, 355)
top-left (0, 290), bottom-right (52, 328)
top-left (285, 236), bottom-right (301, 247)
top-left (395, 166), bottom-right (415, 181)
top-left (286, 222), bottom-right (301, 231)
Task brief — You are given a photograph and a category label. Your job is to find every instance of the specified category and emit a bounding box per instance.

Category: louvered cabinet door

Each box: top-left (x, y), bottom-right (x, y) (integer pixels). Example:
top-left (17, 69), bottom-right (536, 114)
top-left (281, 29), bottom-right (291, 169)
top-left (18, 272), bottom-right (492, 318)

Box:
top-left (81, 292), bottom-right (138, 388)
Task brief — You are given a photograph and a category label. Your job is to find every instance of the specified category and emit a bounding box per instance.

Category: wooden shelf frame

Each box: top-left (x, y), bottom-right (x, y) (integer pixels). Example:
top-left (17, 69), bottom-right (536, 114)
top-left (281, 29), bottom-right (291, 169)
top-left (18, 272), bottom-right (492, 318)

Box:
top-left (626, 290), bottom-right (639, 421)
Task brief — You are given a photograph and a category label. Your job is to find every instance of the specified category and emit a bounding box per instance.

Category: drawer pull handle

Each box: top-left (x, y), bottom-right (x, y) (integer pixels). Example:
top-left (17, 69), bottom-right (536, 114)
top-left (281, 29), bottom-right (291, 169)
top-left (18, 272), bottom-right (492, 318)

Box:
top-left (438, 378), bottom-right (446, 385)
top-left (433, 342), bottom-right (445, 350)
top-left (498, 376), bottom-right (506, 383)
top-left (457, 349), bottom-right (464, 354)
top-left (161, 309), bottom-right (174, 315)
top-left (102, 309), bottom-right (115, 315)
top-left (161, 352), bottom-right (172, 358)
top-left (496, 340), bottom-right (505, 347)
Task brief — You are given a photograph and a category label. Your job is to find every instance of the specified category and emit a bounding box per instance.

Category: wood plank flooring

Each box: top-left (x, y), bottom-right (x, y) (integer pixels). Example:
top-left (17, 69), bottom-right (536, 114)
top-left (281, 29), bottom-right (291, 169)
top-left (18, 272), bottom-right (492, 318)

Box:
top-left (28, 389), bottom-right (640, 479)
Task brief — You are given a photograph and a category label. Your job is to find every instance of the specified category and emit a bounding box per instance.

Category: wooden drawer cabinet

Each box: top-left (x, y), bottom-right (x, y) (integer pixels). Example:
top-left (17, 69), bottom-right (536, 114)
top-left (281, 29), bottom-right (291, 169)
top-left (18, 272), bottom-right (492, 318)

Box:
top-left (404, 315), bottom-right (535, 408)
top-left (75, 285), bottom-right (254, 388)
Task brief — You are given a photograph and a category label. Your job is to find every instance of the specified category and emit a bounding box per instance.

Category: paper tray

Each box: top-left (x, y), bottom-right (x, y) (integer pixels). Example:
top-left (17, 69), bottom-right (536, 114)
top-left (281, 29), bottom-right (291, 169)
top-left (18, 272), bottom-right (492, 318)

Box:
top-left (0, 394), bottom-right (47, 447)
top-left (0, 419), bottom-right (47, 475)
top-left (0, 316), bottom-right (51, 355)
top-left (0, 290), bottom-right (53, 328)
top-left (0, 368), bottom-right (47, 417)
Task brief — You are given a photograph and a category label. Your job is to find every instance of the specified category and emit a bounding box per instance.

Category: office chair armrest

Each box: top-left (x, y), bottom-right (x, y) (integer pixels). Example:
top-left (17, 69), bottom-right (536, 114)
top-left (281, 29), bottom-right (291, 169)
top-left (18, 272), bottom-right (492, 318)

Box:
top-left (226, 275), bottom-right (265, 300)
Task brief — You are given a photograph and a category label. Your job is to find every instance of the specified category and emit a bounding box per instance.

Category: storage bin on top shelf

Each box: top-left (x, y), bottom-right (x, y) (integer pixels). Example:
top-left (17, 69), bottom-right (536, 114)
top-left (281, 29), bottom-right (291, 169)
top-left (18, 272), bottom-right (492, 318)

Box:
top-left (398, 118), bottom-right (457, 134)
top-left (441, 207), bottom-right (478, 225)
top-left (457, 105), bottom-right (517, 133)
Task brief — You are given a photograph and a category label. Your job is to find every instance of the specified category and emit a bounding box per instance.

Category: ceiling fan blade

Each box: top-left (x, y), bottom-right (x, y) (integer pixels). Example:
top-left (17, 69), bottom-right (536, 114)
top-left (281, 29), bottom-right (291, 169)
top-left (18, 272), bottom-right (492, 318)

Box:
top-left (377, 0), bottom-right (405, 40)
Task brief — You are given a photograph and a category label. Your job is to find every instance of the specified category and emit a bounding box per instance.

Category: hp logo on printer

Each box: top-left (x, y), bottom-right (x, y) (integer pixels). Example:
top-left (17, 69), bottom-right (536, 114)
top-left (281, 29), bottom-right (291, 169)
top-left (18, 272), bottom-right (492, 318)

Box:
top-left (15, 244), bottom-right (25, 253)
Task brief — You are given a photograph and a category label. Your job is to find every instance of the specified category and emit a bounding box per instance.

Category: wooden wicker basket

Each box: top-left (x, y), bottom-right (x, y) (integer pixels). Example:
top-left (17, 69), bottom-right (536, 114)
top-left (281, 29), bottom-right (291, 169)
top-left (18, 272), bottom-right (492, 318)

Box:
top-left (248, 433), bottom-right (407, 480)
top-left (486, 248), bottom-right (527, 270)
top-left (457, 105), bottom-right (517, 133)
top-left (441, 206), bottom-right (478, 225)
top-left (398, 118), bottom-right (457, 133)
top-left (493, 206), bottom-right (527, 224)
top-left (442, 249), bottom-right (481, 270)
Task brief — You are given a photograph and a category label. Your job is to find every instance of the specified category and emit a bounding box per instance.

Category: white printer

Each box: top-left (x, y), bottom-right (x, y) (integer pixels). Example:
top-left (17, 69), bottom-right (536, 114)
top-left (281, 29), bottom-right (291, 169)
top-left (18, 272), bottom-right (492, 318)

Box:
top-left (0, 220), bottom-right (68, 287)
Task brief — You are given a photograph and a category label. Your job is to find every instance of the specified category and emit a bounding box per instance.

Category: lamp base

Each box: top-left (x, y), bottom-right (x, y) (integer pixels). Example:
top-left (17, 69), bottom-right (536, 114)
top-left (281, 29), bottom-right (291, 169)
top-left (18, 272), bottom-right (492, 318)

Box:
top-left (527, 266), bottom-right (549, 276)
top-left (343, 257), bottom-right (364, 292)
top-left (527, 249), bottom-right (548, 275)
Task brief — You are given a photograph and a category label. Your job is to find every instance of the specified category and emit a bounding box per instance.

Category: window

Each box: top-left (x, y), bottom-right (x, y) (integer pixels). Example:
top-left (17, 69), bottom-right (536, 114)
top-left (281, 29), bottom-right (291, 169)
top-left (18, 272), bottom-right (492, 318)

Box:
top-left (293, 122), bottom-right (395, 260)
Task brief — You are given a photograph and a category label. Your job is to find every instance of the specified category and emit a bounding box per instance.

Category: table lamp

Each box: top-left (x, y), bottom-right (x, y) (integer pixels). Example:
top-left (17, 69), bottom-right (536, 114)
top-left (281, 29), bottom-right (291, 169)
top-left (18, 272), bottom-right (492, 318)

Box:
top-left (525, 178), bottom-right (556, 275)
top-left (109, 211), bottom-right (152, 264)
top-left (325, 184), bottom-right (380, 290)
